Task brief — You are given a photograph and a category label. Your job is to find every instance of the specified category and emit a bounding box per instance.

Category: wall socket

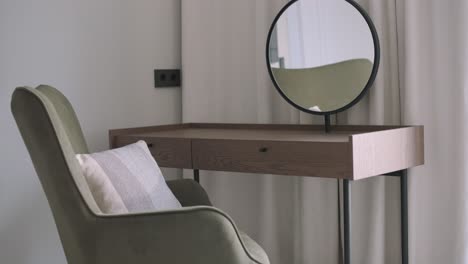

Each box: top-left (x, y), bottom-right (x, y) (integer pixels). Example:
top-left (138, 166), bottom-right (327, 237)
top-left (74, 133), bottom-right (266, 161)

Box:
top-left (154, 69), bottom-right (181, 88)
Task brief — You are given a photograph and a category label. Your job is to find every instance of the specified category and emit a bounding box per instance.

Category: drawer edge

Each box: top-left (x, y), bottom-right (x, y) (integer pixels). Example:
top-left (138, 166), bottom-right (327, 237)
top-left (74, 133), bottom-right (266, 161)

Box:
top-left (351, 126), bottom-right (424, 180)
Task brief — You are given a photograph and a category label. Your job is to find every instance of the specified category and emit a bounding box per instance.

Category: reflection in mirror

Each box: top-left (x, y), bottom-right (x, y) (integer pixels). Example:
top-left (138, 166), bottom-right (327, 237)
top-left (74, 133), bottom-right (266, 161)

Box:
top-left (268, 0), bottom-right (378, 113)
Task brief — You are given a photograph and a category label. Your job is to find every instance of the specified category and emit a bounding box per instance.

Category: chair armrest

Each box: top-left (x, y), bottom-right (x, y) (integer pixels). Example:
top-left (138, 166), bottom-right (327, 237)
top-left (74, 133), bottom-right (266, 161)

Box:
top-left (94, 206), bottom-right (262, 264)
top-left (167, 179), bottom-right (212, 206)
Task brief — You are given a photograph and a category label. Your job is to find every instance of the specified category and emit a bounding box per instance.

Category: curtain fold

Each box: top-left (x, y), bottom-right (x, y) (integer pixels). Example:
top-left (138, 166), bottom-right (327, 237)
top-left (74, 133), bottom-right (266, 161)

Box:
top-left (181, 0), bottom-right (468, 263)
top-left (397, 1), bottom-right (468, 263)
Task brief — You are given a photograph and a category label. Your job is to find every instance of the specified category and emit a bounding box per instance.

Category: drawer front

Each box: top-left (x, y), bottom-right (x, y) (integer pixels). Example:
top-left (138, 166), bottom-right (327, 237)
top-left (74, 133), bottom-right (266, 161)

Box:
top-left (192, 139), bottom-right (352, 178)
top-left (113, 136), bottom-right (192, 169)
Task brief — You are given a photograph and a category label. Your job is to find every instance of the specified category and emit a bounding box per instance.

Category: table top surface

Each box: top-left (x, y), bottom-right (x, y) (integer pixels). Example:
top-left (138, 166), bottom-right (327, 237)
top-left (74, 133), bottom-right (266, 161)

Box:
top-left (134, 128), bottom-right (358, 142)
top-left (117, 123), bottom-right (409, 143)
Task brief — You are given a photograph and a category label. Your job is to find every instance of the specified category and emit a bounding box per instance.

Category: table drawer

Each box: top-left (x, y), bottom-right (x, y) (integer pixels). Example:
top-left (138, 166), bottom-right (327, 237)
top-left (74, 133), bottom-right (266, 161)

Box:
top-left (112, 136), bottom-right (192, 169)
top-left (192, 139), bottom-right (352, 178)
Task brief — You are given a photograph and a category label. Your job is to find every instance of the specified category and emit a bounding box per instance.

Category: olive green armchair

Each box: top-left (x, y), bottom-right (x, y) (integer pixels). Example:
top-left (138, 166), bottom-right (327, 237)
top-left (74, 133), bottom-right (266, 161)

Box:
top-left (11, 85), bottom-right (269, 264)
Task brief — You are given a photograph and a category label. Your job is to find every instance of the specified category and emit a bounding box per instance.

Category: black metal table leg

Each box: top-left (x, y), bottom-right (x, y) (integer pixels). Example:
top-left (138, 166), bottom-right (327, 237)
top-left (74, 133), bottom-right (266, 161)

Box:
top-left (340, 171), bottom-right (408, 264)
top-left (401, 170), bottom-right (408, 264)
top-left (194, 169), bottom-right (200, 183)
top-left (343, 179), bottom-right (351, 264)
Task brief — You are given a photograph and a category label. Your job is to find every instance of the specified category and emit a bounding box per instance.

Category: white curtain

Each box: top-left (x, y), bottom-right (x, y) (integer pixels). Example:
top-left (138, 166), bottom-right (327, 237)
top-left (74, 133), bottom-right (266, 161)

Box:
top-left (181, 0), bottom-right (468, 263)
top-left (397, 1), bottom-right (468, 263)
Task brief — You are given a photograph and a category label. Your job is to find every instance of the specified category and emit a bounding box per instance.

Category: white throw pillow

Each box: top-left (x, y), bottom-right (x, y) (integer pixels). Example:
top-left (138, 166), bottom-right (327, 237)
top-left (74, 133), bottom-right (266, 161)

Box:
top-left (76, 140), bottom-right (182, 214)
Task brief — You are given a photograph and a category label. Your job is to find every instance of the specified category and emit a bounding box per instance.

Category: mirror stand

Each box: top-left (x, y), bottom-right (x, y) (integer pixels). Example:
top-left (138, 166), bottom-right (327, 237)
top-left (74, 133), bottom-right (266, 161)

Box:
top-left (324, 115), bottom-right (331, 133)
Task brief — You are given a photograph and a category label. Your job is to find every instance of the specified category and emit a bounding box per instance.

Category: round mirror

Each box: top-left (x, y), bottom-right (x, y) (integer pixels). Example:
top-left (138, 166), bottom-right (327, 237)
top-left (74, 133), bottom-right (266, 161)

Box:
top-left (266, 0), bottom-right (380, 115)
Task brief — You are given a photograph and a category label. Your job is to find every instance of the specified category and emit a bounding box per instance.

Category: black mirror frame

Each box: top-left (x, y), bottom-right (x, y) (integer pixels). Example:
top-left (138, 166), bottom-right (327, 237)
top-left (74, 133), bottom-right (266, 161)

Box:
top-left (266, 0), bottom-right (381, 116)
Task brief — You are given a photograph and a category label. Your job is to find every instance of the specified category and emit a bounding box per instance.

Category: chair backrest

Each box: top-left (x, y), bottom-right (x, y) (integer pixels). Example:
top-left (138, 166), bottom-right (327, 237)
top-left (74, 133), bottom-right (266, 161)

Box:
top-left (11, 85), bottom-right (100, 264)
top-left (36, 85), bottom-right (90, 154)
top-left (271, 58), bottom-right (373, 111)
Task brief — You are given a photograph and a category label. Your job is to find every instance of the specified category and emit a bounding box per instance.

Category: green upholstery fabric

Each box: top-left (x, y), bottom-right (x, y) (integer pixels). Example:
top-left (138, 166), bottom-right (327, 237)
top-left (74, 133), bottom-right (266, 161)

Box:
top-left (11, 85), bottom-right (269, 264)
top-left (167, 179), bottom-right (212, 207)
top-left (271, 58), bottom-right (373, 112)
top-left (35, 85), bottom-right (89, 154)
top-left (239, 231), bottom-right (270, 264)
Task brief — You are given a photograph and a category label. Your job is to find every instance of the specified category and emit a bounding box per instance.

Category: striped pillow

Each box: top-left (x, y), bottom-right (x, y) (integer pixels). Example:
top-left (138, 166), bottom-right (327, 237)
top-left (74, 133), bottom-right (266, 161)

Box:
top-left (76, 140), bottom-right (181, 214)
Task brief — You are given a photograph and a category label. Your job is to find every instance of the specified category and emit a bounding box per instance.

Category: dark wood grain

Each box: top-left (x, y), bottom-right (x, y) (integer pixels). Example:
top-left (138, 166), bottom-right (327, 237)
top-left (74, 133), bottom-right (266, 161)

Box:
top-left (192, 139), bottom-right (353, 179)
top-left (188, 123), bottom-right (403, 131)
top-left (109, 123), bottom-right (190, 149)
top-left (109, 123), bottom-right (425, 180)
top-left (113, 135), bottom-right (192, 169)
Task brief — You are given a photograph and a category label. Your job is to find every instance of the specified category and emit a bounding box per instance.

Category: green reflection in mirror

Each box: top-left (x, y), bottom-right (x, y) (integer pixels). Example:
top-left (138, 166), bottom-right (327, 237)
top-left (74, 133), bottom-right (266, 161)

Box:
top-left (271, 58), bottom-right (372, 112)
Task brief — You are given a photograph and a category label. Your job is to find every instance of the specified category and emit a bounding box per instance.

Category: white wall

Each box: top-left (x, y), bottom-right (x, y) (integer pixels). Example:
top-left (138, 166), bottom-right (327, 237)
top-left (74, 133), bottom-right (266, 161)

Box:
top-left (0, 0), bottom-right (181, 263)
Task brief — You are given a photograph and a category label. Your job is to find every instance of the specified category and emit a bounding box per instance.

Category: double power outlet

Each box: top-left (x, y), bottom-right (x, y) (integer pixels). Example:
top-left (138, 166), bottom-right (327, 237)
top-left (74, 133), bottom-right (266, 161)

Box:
top-left (154, 69), bottom-right (181, 88)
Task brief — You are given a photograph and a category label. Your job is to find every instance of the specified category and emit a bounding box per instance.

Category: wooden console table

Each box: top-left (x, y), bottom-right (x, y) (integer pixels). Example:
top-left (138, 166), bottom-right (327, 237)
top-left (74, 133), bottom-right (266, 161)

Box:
top-left (109, 123), bottom-right (424, 264)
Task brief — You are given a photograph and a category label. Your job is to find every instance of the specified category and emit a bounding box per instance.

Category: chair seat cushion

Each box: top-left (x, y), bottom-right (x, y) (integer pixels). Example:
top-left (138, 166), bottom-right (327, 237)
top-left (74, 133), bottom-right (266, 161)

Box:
top-left (76, 140), bottom-right (182, 214)
top-left (239, 231), bottom-right (270, 264)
